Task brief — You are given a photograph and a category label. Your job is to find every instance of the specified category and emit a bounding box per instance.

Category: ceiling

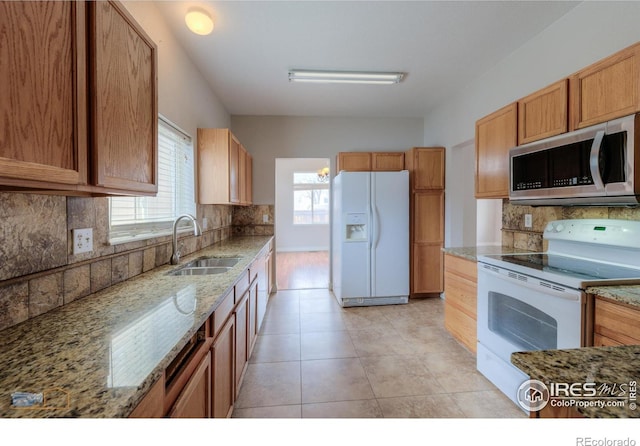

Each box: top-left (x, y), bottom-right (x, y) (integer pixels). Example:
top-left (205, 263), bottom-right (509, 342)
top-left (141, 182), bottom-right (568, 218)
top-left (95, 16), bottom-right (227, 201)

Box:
top-left (154, 1), bottom-right (580, 118)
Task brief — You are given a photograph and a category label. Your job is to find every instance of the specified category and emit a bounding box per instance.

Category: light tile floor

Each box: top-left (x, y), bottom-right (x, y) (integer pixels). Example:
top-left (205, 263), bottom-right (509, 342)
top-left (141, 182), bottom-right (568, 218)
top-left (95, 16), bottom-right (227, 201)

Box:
top-left (232, 289), bottom-right (526, 418)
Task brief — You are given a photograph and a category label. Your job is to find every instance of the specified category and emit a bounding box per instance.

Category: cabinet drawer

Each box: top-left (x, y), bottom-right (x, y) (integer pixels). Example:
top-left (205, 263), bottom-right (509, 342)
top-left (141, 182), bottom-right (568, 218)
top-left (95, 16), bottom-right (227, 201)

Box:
top-left (213, 289), bottom-right (235, 336)
top-left (234, 270), bottom-right (250, 303)
top-left (594, 297), bottom-right (640, 345)
top-left (444, 254), bottom-right (477, 282)
top-left (444, 304), bottom-right (477, 353)
top-left (444, 272), bottom-right (477, 318)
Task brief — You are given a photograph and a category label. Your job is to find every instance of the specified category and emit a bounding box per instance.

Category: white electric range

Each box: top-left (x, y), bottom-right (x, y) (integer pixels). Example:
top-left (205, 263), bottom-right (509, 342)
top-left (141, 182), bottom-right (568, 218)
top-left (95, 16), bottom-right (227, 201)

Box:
top-left (476, 219), bottom-right (640, 408)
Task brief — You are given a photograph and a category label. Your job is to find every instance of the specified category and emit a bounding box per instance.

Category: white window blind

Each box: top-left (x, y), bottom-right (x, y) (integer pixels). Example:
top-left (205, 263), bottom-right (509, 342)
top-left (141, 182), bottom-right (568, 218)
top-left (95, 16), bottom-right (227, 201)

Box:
top-left (109, 116), bottom-right (196, 243)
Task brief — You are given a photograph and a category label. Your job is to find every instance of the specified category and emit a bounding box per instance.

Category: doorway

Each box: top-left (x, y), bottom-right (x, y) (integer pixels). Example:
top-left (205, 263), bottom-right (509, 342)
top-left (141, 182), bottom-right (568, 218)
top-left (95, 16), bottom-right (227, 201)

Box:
top-left (274, 158), bottom-right (331, 290)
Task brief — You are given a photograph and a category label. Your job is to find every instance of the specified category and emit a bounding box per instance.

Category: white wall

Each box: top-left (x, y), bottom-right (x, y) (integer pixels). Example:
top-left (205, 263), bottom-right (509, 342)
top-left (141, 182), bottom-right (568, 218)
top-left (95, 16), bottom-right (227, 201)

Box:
top-left (422, 1), bottom-right (640, 247)
top-left (121, 1), bottom-right (230, 136)
top-left (230, 116), bottom-right (424, 205)
top-left (275, 158), bottom-right (330, 252)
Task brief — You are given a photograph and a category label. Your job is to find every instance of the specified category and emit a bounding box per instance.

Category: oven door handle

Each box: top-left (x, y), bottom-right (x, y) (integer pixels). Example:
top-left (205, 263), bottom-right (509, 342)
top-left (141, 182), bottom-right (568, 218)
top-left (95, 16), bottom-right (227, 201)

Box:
top-left (478, 264), bottom-right (581, 301)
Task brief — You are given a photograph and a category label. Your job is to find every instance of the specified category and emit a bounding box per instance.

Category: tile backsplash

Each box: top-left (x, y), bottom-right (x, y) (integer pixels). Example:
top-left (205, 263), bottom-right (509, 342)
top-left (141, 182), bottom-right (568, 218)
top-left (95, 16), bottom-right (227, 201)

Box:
top-left (501, 199), bottom-right (640, 251)
top-left (0, 193), bottom-right (274, 331)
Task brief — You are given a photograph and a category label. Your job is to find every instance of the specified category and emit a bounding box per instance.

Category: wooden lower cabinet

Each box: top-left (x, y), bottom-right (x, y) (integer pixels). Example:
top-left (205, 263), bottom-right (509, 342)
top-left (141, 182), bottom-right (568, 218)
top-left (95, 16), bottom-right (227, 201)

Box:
top-left (234, 290), bottom-right (249, 398)
top-left (532, 401), bottom-right (583, 418)
top-left (168, 352), bottom-right (211, 418)
top-left (412, 244), bottom-right (443, 294)
top-left (129, 377), bottom-right (164, 418)
top-left (443, 254), bottom-right (478, 353)
top-left (211, 316), bottom-right (235, 418)
top-left (593, 296), bottom-right (640, 345)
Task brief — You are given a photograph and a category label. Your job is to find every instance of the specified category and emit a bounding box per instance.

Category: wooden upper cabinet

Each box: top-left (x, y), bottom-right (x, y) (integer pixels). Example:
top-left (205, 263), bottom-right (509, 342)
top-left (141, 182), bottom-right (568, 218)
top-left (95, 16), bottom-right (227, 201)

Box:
top-left (0, 0), bottom-right (158, 196)
top-left (570, 42), bottom-right (640, 130)
top-left (0, 1), bottom-right (87, 188)
top-left (337, 152), bottom-right (405, 172)
top-left (518, 79), bottom-right (568, 145)
top-left (405, 147), bottom-right (445, 190)
top-left (371, 152), bottom-right (404, 171)
top-left (199, 129), bottom-right (252, 205)
top-left (337, 152), bottom-right (371, 172)
top-left (475, 102), bottom-right (517, 199)
top-left (90, 0), bottom-right (158, 195)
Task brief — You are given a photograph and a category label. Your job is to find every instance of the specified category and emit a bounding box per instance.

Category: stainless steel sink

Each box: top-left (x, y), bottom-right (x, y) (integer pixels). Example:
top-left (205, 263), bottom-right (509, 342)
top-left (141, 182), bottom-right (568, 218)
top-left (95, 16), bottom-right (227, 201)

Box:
top-left (167, 266), bottom-right (231, 276)
top-left (186, 257), bottom-right (242, 268)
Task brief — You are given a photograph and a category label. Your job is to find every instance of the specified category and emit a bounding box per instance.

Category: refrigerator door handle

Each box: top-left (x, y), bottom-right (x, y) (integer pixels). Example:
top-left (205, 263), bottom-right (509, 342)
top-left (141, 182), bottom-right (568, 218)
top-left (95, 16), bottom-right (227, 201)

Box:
top-left (374, 204), bottom-right (381, 249)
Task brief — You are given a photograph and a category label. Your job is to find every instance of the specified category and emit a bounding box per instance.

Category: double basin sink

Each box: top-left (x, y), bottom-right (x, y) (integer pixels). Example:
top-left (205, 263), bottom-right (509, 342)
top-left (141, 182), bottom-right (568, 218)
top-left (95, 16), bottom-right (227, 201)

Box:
top-left (167, 256), bottom-right (242, 276)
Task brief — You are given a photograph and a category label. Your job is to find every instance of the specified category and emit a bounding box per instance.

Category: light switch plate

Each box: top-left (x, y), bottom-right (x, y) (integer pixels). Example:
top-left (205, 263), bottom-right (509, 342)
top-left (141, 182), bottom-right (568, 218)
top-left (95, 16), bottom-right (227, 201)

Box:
top-left (263, 214), bottom-right (269, 223)
top-left (524, 214), bottom-right (533, 228)
top-left (73, 228), bottom-right (93, 255)
top-left (202, 217), bottom-right (209, 230)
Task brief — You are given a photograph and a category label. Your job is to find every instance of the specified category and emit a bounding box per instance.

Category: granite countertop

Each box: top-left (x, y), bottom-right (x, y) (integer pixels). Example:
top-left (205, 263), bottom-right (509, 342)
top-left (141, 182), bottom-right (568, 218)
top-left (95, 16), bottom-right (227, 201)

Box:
top-left (587, 285), bottom-right (640, 310)
top-left (0, 235), bottom-right (273, 418)
top-left (442, 245), bottom-right (531, 262)
top-left (512, 346), bottom-right (640, 418)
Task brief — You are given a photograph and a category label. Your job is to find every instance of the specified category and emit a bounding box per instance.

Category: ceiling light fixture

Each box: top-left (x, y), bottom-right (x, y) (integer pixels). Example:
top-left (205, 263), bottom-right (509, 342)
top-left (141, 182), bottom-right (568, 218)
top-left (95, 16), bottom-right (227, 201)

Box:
top-left (185, 8), bottom-right (214, 36)
top-left (288, 70), bottom-right (404, 85)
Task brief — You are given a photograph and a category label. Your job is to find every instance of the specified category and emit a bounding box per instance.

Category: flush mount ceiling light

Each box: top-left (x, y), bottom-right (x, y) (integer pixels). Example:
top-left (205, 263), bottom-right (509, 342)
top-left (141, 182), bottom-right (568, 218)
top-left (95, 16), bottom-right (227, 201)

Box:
top-left (288, 70), bottom-right (404, 85)
top-left (185, 8), bottom-right (214, 35)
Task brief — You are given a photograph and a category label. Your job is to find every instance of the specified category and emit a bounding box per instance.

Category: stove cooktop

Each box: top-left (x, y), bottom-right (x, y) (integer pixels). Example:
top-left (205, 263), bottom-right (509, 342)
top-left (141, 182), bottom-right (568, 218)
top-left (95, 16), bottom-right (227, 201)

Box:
top-left (479, 252), bottom-right (640, 289)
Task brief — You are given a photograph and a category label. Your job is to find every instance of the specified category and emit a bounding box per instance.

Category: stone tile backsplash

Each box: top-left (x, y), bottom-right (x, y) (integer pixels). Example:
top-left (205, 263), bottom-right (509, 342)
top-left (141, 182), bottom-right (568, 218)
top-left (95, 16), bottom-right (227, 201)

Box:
top-left (0, 192), bottom-right (275, 331)
top-left (502, 200), bottom-right (640, 250)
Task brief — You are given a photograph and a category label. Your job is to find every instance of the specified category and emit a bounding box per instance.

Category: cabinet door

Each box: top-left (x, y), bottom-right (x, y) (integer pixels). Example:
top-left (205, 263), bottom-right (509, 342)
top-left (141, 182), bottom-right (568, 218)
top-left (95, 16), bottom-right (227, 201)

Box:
top-left (0, 1), bottom-right (87, 188)
top-left (412, 243), bottom-right (443, 294)
top-left (518, 79), bottom-right (568, 144)
top-left (212, 316), bottom-right (235, 418)
top-left (238, 145), bottom-right (247, 205)
top-left (475, 103), bottom-right (517, 199)
top-left (246, 152), bottom-right (253, 205)
top-left (248, 283), bottom-right (258, 355)
top-left (413, 191), bottom-right (444, 243)
top-left (337, 152), bottom-right (372, 171)
top-left (90, 0), bottom-right (158, 194)
top-left (570, 43), bottom-right (640, 130)
top-left (129, 378), bottom-right (164, 418)
top-left (234, 291), bottom-right (249, 397)
top-left (371, 152), bottom-right (405, 171)
top-left (168, 351), bottom-right (211, 418)
top-left (229, 135), bottom-right (240, 204)
top-left (412, 148), bottom-right (445, 190)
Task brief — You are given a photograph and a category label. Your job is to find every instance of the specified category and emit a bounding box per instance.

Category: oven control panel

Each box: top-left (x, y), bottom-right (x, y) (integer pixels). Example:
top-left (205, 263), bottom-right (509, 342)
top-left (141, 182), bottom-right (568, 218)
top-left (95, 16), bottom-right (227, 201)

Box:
top-left (544, 219), bottom-right (640, 249)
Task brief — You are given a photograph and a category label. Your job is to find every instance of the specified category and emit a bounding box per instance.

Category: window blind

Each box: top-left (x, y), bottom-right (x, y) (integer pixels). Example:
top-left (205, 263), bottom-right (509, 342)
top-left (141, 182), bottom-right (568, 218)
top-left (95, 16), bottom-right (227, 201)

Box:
top-left (109, 116), bottom-right (196, 243)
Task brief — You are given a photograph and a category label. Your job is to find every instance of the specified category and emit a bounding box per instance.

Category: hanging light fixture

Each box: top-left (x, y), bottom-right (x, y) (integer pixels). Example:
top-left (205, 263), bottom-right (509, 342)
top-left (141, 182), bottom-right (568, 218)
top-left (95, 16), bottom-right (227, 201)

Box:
top-left (317, 166), bottom-right (330, 182)
top-left (185, 8), bottom-right (214, 36)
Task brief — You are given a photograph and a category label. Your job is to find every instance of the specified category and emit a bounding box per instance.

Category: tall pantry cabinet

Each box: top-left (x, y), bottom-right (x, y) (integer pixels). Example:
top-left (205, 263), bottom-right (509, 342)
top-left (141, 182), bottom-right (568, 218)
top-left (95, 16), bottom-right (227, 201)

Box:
top-left (405, 147), bottom-right (445, 296)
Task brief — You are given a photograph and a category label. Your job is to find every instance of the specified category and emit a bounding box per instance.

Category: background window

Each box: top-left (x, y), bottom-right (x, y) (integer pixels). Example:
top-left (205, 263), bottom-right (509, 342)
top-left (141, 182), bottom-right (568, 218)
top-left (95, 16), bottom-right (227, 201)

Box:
top-left (109, 116), bottom-right (196, 243)
top-left (293, 172), bottom-right (329, 225)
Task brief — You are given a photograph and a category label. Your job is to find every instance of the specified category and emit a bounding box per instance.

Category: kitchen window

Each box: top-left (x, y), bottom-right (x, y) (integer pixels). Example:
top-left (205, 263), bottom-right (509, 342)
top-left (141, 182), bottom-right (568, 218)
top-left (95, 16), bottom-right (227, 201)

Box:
top-left (108, 116), bottom-right (196, 243)
top-left (293, 172), bottom-right (329, 225)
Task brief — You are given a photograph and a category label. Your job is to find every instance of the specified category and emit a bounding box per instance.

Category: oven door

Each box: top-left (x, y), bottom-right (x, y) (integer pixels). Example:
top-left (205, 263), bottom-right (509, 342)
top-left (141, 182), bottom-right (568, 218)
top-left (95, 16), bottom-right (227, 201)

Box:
top-left (476, 262), bottom-right (585, 405)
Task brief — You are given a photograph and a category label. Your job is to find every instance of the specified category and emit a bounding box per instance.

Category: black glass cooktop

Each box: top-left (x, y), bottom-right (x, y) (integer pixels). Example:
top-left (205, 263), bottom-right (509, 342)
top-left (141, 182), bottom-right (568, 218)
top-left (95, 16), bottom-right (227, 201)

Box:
top-left (490, 253), bottom-right (640, 281)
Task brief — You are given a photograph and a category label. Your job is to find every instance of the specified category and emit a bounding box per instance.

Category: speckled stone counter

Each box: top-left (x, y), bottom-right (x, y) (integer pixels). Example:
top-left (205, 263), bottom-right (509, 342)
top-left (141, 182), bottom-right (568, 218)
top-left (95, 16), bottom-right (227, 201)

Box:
top-left (512, 346), bottom-right (640, 418)
top-left (0, 235), bottom-right (272, 418)
top-left (442, 245), bottom-right (531, 262)
top-left (587, 285), bottom-right (640, 310)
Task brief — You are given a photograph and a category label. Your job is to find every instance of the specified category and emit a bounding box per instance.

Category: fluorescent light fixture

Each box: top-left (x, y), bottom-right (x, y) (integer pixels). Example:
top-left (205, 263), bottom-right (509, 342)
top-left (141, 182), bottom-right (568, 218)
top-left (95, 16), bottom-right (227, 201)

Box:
top-left (185, 9), bottom-right (214, 35)
top-left (288, 70), bottom-right (404, 85)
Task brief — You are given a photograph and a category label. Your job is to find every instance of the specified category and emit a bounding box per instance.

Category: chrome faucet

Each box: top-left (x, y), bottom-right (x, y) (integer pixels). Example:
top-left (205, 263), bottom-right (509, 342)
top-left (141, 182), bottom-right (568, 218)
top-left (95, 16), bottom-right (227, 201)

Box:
top-left (171, 214), bottom-right (203, 265)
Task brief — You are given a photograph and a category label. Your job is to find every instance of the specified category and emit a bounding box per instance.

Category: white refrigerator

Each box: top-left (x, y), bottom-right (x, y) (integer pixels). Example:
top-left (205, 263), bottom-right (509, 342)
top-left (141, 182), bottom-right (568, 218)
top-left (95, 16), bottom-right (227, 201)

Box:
top-left (331, 171), bottom-right (409, 307)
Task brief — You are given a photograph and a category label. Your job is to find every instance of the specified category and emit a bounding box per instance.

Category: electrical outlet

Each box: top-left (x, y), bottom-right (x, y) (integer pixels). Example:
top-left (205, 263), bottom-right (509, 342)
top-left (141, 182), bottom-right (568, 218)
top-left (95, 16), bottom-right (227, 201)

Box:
top-left (524, 214), bottom-right (533, 229)
top-left (263, 214), bottom-right (269, 223)
top-left (73, 228), bottom-right (93, 255)
top-left (202, 217), bottom-right (209, 230)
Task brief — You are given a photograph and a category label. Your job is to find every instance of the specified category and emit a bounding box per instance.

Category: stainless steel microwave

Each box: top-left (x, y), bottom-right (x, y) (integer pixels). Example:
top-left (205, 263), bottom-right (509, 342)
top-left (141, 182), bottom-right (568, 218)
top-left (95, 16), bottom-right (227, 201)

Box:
top-left (509, 113), bottom-right (639, 206)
